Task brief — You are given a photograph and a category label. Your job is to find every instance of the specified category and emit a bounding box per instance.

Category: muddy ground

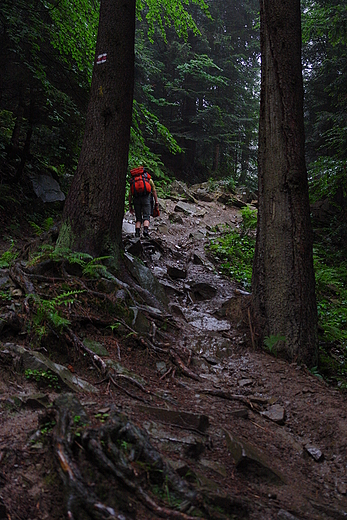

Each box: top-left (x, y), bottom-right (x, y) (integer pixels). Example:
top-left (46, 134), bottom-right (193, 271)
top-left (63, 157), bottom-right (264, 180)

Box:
top-left (1, 192), bottom-right (347, 520)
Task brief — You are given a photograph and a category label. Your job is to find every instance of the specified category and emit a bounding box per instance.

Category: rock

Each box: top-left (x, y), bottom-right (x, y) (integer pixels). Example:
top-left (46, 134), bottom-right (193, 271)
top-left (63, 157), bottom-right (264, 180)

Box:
top-left (160, 280), bottom-right (185, 296)
top-left (277, 510), bottom-right (300, 520)
top-left (189, 230), bottom-right (206, 240)
top-left (105, 360), bottom-right (146, 384)
top-left (231, 409), bottom-right (249, 419)
top-left (1, 343), bottom-right (98, 394)
top-left (5, 393), bottom-right (51, 410)
top-left (169, 180), bottom-right (197, 202)
top-left (199, 458), bottom-right (227, 476)
top-left (139, 405), bottom-right (210, 433)
top-left (169, 212), bottom-right (184, 224)
top-left (125, 238), bottom-right (143, 256)
top-left (30, 173), bottom-right (65, 202)
top-left (157, 197), bottom-right (167, 212)
top-left (156, 362), bottom-right (167, 375)
top-left (337, 481), bottom-right (347, 495)
top-left (216, 192), bottom-right (246, 208)
top-left (130, 307), bottom-right (151, 333)
top-left (174, 201), bottom-right (206, 217)
top-left (96, 277), bottom-right (119, 294)
top-left (115, 289), bottom-right (127, 301)
top-left (189, 316), bottom-right (231, 332)
top-left (261, 404), bottom-right (286, 425)
top-left (184, 438), bottom-right (205, 459)
top-left (18, 393), bottom-right (51, 409)
top-left (122, 220), bottom-right (135, 235)
top-left (83, 339), bottom-right (109, 357)
top-left (190, 185), bottom-right (215, 202)
top-left (191, 253), bottom-right (204, 265)
top-left (224, 429), bottom-right (285, 484)
top-left (156, 223), bottom-right (169, 234)
top-left (189, 282), bottom-right (217, 300)
top-left (169, 303), bottom-right (186, 318)
top-left (304, 444), bottom-right (324, 462)
top-left (124, 252), bottom-right (169, 309)
top-left (238, 378), bottom-right (253, 387)
top-left (167, 265), bottom-right (187, 279)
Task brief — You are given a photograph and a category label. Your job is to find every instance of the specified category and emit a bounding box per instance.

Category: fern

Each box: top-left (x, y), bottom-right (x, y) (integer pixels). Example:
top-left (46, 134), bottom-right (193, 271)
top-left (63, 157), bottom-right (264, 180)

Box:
top-left (28, 290), bottom-right (85, 341)
top-left (0, 242), bottom-right (19, 268)
top-left (82, 256), bottom-right (111, 278)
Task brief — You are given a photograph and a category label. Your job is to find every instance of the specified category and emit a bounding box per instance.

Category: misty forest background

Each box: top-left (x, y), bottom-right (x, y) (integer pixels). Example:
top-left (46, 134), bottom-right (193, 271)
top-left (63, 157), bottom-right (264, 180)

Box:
top-left (1, 0), bottom-right (347, 382)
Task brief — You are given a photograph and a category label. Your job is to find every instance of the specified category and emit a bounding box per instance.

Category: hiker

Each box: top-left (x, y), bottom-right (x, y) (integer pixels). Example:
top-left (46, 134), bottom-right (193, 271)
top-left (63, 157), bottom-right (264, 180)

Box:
top-left (128, 166), bottom-right (159, 238)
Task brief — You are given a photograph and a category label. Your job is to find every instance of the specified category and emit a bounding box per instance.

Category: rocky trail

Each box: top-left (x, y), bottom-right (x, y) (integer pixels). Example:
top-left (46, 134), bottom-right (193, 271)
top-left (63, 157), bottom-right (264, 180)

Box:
top-left (1, 183), bottom-right (347, 520)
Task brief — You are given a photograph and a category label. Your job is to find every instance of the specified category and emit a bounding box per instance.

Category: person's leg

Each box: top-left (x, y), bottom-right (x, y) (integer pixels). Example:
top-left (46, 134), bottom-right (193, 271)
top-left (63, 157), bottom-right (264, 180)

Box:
top-left (134, 199), bottom-right (142, 237)
top-left (142, 195), bottom-right (151, 237)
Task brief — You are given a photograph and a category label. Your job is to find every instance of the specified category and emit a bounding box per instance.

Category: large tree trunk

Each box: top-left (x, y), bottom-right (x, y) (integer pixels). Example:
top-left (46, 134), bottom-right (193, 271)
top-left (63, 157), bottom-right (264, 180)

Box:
top-left (57, 0), bottom-right (135, 260)
top-left (251, 0), bottom-right (318, 366)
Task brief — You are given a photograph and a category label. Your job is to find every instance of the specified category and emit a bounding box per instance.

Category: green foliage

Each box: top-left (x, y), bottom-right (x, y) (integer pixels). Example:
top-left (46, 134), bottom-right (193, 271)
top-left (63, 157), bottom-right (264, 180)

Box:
top-left (302, 2), bottom-right (347, 47)
top-left (314, 246), bottom-right (347, 371)
top-left (94, 412), bottom-right (110, 423)
top-left (27, 290), bottom-right (84, 343)
top-left (81, 256), bottom-right (111, 278)
top-left (0, 243), bottom-right (19, 268)
top-left (133, 102), bottom-right (182, 156)
top-left (207, 230), bottom-right (255, 289)
top-left (308, 157), bottom-right (346, 205)
top-left (222, 176), bottom-right (236, 193)
top-left (28, 245), bottom-right (111, 279)
top-left (47, 0), bottom-right (99, 80)
top-left (0, 290), bottom-right (11, 301)
top-left (176, 54), bottom-right (228, 86)
top-left (30, 218), bottom-right (55, 236)
top-left (25, 369), bottom-right (61, 390)
top-left (138, 0), bottom-right (211, 42)
top-left (240, 205), bottom-right (257, 236)
top-left (309, 366), bottom-right (324, 380)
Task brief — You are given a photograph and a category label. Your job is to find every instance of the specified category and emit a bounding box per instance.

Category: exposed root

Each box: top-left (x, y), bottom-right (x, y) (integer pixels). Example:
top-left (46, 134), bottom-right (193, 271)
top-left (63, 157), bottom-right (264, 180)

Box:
top-left (53, 394), bottom-right (212, 520)
top-left (170, 349), bottom-right (200, 381)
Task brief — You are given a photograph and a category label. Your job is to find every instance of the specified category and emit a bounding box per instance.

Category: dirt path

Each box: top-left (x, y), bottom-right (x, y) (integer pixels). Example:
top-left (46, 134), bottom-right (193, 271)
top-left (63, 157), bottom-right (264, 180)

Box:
top-left (1, 194), bottom-right (347, 519)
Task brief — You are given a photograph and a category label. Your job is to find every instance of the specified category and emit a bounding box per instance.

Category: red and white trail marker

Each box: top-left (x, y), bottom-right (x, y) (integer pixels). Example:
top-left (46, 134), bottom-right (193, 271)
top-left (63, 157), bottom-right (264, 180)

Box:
top-left (97, 53), bottom-right (107, 65)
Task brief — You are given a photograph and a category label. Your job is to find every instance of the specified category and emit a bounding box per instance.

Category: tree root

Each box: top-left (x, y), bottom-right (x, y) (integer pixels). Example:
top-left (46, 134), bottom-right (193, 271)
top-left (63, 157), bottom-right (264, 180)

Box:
top-left (170, 349), bottom-right (200, 381)
top-left (65, 328), bottom-right (109, 374)
top-left (53, 394), bottom-right (209, 520)
top-left (9, 264), bottom-right (36, 294)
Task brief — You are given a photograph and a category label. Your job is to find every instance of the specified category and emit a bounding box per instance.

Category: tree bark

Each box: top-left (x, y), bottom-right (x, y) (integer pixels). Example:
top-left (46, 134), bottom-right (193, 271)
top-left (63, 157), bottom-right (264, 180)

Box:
top-left (57, 0), bottom-right (135, 261)
top-left (252, 0), bottom-right (318, 366)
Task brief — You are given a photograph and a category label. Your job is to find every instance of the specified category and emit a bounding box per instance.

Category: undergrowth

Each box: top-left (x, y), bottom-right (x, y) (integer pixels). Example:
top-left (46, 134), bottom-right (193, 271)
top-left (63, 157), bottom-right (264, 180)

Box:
top-left (207, 205), bottom-right (256, 290)
top-left (207, 205), bottom-right (347, 385)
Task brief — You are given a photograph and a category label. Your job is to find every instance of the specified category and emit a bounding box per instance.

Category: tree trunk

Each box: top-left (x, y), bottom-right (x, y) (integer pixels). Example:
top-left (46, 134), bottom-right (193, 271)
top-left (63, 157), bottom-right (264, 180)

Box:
top-left (57, 0), bottom-right (135, 261)
top-left (251, 0), bottom-right (318, 366)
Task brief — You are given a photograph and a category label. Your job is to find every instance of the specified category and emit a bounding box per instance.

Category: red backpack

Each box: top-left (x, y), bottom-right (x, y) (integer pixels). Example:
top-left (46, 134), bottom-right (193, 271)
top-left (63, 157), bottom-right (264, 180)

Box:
top-left (130, 167), bottom-right (152, 196)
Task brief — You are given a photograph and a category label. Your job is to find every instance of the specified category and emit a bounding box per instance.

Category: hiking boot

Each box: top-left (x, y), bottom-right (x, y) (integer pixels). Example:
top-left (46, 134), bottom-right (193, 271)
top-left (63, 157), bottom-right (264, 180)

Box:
top-left (135, 228), bottom-right (140, 238)
top-left (143, 227), bottom-right (149, 238)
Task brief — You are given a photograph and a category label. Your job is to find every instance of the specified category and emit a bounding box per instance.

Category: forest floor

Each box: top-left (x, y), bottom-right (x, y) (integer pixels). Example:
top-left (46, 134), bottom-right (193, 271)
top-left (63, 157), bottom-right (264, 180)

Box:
top-left (1, 187), bottom-right (347, 520)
